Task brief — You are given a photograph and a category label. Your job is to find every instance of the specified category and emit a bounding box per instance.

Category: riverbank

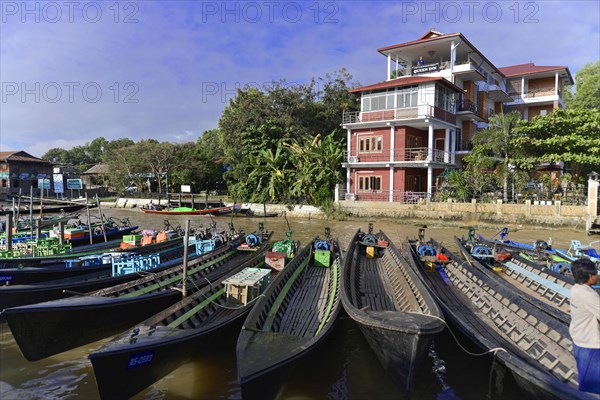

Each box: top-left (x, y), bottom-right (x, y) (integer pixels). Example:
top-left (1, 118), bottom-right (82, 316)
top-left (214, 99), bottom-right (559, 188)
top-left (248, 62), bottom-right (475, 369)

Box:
top-left (103, 197), bottom-right (593, 234)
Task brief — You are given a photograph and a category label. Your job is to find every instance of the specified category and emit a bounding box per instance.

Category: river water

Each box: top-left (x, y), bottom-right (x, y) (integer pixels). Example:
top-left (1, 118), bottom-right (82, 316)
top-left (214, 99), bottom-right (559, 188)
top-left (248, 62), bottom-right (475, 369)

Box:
top-left (0, 208), bottom-right (593, 400)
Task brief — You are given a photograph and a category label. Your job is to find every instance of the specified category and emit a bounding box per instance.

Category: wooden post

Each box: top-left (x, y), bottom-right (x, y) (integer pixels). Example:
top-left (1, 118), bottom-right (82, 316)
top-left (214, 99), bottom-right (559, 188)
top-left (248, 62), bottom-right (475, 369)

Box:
top-left (86, 193), bottom-right (93, 245)
top-left (15, 188), bottom-right (22, 228)
top-left (39, 180), bottom-right (44, 220)
top-left (29, 186), bottom-right (33, 240)
top-left (191, 193), bottom-right (194, 210)
top-left (182, 219), bottom-right (191, 297)
top-left (6, 216), bottom-right (13, 252)
top-left (96, 194), bottom-right (107, 242)
top-left (205, 191), bottom-right (208, 209)
top-left (179, 193), bottom-right (182, 207)
top-left (35, 219), bottom-right (41, 241)
top-left (11, 197), bottom-right (16, 228)
top-left (58, 221), bottom-right (65, 245)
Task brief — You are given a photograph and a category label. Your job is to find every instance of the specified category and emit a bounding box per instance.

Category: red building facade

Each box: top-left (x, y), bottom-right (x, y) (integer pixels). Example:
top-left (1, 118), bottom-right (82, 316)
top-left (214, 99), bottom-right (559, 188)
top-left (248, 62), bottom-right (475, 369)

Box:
top-left (341, 30), bottom-right (572, 202)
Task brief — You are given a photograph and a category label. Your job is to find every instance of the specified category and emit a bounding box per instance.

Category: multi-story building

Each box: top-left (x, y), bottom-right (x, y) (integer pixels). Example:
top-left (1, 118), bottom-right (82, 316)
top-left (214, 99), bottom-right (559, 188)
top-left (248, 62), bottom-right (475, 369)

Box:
top-left (341, 29), bottom-right (573, 202)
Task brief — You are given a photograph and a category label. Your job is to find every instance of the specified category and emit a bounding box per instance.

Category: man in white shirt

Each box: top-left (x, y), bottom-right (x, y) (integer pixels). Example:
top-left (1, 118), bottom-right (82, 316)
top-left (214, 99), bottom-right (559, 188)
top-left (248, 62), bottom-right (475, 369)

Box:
top-left (569, 258), bottom-right (600, 394)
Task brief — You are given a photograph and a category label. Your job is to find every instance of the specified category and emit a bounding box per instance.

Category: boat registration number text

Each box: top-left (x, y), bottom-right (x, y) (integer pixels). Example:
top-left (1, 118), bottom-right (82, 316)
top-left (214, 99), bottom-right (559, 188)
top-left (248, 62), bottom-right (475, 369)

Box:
top-left (127, 351), bottom-right (155, 368)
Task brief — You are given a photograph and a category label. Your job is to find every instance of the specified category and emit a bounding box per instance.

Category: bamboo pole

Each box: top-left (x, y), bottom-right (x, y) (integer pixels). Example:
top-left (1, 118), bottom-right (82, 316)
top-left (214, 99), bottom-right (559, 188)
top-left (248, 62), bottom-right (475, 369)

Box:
top-left (58, 221), bottom-right (64, 245)
top-left (182, 219), bottom-right (191, 297)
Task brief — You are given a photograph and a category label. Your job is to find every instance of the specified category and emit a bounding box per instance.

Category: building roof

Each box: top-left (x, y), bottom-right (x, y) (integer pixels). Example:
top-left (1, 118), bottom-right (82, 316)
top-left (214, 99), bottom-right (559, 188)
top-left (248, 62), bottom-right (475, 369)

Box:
top-left (498, 63), bottom-right (574, 84)
top-left (349, 75), bottom-right (464, 94)
top-left (82, 163), bottom-right (109, 175)
top-left (377, 30), bottom-right (505, 78)
top-left (0, 151), bottom-right (50, 164)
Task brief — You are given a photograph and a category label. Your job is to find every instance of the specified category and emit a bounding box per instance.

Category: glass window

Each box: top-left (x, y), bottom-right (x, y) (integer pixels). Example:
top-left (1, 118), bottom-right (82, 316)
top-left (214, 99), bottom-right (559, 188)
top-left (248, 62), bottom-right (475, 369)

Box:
top-left (358, 175), bottom-right (382, 192)
top-left (359, 136), bottom-right (383, 154)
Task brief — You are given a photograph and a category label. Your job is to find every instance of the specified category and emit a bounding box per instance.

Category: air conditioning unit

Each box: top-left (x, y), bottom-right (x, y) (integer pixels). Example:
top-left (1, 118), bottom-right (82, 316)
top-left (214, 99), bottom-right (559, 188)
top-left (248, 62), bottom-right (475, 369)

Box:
top-left (348, 156), bottom-right (359, 163)
top-left (345, 193), bottom-right (356, 201)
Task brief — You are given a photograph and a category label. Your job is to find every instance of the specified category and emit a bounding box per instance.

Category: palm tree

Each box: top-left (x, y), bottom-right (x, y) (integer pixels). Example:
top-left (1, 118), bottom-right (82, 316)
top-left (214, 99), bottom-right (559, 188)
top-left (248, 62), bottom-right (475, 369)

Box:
top-left (473, 111), bottom-right (522, 202)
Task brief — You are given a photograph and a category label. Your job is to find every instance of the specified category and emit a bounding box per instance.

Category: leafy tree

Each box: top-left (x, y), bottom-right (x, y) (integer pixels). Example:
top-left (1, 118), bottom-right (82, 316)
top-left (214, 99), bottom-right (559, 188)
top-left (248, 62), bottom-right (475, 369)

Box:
top-left (42, 148), bottom-right (68, 164)
top-left (248, 140), bottom-right (292, 202)
top-left (566, 61), bottom-right (600, 111)
top-left (514, 108), bottom-right (600, 182)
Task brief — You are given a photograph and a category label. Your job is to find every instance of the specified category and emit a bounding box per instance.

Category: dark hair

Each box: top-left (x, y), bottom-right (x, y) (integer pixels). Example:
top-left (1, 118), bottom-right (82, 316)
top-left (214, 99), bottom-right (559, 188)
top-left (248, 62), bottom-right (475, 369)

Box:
top-left (571, 258), bottom-right (597, 284)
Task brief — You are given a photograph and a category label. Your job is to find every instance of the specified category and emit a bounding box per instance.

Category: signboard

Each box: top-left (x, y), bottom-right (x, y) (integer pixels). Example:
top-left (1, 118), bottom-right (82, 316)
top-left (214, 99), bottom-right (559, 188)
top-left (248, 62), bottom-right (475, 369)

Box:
top-left (412, 63), bottom-right (440, 75)
top-left (181, 185), bottom-right (191, 193)
top-left (38, 178), bottom-right (51, 190)
top-left (66, 179), bottom-right (83, 190)
top-left (53, 174), bottom-right (64, 194)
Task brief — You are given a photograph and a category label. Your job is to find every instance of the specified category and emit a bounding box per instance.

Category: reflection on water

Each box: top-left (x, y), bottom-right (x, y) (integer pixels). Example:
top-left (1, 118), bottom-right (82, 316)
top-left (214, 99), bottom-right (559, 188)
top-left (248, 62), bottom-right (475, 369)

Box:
top-left (0, 208), bottom-right (590, 399)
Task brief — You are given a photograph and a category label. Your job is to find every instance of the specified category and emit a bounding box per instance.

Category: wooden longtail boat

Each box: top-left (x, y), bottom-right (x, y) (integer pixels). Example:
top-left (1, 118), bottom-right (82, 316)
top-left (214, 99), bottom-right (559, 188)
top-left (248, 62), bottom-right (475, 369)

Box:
top-left (341, 225), bottom-right (445, 395)
top-left (0, 232), bottom-right (184, 285)
top-left (454, 236), bottom-right (572, 322)
top-left (4, 232), bottom-right (272, 361)
top-left (0, 233), bottom-right (216, 310)
top-left (237, 229), bottom-right (343, 397)
top-left (141, 205), bottom-right (232, 215)
top-left (406, 235), bottom-right (597, 400)
top-left (88, 236), bottom-right (274, 400)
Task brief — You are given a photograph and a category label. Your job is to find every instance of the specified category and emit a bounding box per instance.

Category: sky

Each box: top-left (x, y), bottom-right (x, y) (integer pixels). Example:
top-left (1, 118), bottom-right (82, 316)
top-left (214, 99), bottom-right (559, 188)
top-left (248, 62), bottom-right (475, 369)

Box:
top-left (1, 0), bottom-right (599, 158)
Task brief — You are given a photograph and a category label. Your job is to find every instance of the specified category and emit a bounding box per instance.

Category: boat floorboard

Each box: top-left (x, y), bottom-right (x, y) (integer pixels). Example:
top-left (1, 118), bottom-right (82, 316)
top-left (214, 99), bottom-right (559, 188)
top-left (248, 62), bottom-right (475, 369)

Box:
top-left (279, 265), bottom-right (331, 338)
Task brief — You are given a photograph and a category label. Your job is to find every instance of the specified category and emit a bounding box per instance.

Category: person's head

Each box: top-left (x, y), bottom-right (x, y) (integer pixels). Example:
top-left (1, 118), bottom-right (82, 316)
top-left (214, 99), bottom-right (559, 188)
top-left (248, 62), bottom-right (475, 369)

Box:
top-left (571, 258), bottom-right (598, 285)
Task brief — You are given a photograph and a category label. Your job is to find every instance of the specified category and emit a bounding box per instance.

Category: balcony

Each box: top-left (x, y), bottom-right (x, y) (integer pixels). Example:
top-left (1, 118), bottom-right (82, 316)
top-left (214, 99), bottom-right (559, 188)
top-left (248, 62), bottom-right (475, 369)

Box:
top-left (457, 99), bottom-right (478, 114)
top-left (344, 147), bottom-right (452, 164)
top-left (507, 87), bottom-right (558, 102)
top-left (343, 104), bottom-right (456, 126)
top-left (485, 84), bottom-right (513, 102)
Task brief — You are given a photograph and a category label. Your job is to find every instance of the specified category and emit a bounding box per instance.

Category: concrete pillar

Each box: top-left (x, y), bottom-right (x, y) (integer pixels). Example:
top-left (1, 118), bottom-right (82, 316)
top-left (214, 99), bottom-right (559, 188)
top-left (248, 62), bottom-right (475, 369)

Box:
top-left (390, 125), bottom-right (395, 162)
top-left (346, 168), bottom-right (351, 193)
top-left (497, 199), bottom-right (503, 215)
top-left (554, 72), bottom-right (559, 96)
top-left (428, 123), bottom-right (434, 161)
top-left (447, 198), bottom-right (453, 212)
top-left (427, 167), bottom-right (433, 198)
top-left (387, 54), bottom-right (391, 80)
top-left (587, 176), bottom-right (598, 233)
top-left (444, 128), bottom-right (450, 163)
top-left (471, 198), bottom-right (477, 213)
top-left (389, 166), bottom-right (394, 202)
top-left (555, 200), bottom-right (561, 216)
top-left (526, 199), bottom-right (532, 216)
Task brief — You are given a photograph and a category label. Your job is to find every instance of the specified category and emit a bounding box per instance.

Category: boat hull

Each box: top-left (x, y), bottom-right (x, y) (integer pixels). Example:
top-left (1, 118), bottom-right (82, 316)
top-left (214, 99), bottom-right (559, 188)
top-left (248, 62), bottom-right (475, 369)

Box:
top-left (237, 238), bottom-right (343, 389)
top-left (341, 229), bottom-right (444, 395)
top-left (406, 238), bottom-right (594, 400)
top-left (5, 291), bottom-right (181, 361)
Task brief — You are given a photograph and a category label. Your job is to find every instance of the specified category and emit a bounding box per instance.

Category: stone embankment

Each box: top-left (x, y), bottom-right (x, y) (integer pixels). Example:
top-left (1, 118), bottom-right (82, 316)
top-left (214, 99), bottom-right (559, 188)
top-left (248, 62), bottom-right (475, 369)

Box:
top-left (105, 197), bottom-right (590, 231)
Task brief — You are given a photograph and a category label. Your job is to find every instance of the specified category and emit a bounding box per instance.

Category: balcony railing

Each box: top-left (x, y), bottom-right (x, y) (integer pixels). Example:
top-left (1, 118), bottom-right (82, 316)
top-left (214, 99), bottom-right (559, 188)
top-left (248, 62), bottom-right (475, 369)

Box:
top-left (457, 99), bottom-right (478, 113)
top-left (508, 87), bottom-right (557, 100)
top-left (344, 190), bottom-right (432, 203)
top-left (344, 147), bottom-right (451, 164)
top-left (343, 104), bottom-right (456, 125)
